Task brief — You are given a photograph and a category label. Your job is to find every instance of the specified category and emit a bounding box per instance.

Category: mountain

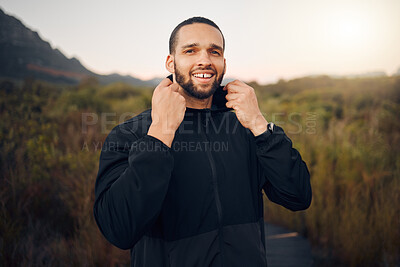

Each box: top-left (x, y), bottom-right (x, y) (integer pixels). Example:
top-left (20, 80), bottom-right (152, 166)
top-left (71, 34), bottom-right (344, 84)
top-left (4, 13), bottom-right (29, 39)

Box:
top-left (0, 8), bottom-right (158, 86)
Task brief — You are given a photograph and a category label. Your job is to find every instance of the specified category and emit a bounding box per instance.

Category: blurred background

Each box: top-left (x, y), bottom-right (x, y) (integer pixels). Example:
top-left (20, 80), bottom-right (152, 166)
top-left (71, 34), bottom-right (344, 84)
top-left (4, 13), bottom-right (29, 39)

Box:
top-left (0, 0), bottom-right (399, 266)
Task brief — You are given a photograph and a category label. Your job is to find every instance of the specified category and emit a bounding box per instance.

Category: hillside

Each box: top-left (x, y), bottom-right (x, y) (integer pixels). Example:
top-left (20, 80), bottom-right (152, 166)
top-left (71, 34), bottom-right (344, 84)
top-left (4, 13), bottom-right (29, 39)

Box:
top-left (0, 8), bottom-right (157, 86)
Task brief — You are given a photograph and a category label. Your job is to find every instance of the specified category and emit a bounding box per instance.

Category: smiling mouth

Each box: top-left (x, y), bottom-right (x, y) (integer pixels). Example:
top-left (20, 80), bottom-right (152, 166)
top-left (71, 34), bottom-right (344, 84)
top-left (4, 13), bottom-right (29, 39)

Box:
top-left (192, 73), bottom-right (214, 78)
top-left (192, 73), bottom-right (215, 83)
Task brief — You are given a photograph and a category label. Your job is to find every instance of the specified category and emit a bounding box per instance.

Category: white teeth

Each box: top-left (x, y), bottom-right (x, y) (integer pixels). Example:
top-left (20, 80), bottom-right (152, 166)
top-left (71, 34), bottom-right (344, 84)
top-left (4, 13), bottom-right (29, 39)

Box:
top-left (193, 73), bottom-right (213, 78)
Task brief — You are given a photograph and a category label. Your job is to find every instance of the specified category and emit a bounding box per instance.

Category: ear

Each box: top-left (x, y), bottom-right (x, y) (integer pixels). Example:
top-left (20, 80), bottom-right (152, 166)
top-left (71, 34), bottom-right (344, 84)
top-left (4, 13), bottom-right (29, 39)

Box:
top-left (223, 58), bottom-right (226, 76)
top-left (166, 54), bottom-right (175, 73)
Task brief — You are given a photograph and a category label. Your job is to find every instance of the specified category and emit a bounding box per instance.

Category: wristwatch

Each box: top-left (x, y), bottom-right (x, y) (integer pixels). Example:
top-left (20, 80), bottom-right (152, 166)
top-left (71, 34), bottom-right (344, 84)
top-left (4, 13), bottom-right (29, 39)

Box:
top-left (267, 122), bottom-right (274, 133)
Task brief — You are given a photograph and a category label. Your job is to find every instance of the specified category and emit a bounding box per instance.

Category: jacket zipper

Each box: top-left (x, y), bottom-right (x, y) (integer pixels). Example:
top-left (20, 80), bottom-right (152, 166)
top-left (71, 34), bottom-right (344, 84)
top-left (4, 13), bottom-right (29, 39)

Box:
top-left (200, 111), bottom-right (225, 266)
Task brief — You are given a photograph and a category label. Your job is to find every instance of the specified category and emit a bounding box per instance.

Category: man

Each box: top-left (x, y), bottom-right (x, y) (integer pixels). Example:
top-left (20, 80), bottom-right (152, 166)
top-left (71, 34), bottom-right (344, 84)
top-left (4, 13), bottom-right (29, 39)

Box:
top-left (94, 17), bottom-right (311, 267)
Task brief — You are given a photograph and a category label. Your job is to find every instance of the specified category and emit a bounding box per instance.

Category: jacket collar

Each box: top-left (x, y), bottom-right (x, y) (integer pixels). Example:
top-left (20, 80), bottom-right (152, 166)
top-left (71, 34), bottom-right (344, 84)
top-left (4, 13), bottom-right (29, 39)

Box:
top-left (167, 74), bottom-right (232, 113)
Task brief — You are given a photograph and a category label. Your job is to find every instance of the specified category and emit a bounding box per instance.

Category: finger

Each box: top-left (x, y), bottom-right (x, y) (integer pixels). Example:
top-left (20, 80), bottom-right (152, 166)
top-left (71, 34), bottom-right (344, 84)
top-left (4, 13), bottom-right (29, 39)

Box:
top-left (232, 79), bottom-right (245, 86)
top-left (223, 82), bottom-right (233, 91)
top-left (225, 93), bottom-right (242, 101)
top-left (178, 95), bottom-right (186, 105)
top-left (225, 83), bottom-right (245, 94)
top-left (224, 79), bottom-right (243, 88)
top-left (226, 100), bottom-right (239, 109)
top-left (170, 83), bottom-right (179, 92)
top-left (159, 77), bottom-right (173, 88)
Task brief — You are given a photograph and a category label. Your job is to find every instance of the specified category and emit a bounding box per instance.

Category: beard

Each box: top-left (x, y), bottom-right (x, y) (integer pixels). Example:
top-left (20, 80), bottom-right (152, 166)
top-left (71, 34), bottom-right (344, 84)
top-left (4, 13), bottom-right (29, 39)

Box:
top-left (174, 62), bottom-right (225, 100)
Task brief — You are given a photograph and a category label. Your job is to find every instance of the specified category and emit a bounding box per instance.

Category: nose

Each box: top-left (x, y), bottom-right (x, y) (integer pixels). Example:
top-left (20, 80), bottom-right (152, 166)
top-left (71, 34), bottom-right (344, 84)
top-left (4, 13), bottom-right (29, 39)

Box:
top-left (197, 50), bottom-right (212, 66)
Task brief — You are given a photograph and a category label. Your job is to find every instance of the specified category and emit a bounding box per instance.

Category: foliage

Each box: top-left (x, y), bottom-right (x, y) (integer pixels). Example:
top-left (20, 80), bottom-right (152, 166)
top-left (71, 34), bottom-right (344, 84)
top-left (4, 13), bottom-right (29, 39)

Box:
top-left (0, 75), bottom-right (399, 266)
top-left (258, 75), bottom-right (400, 266)
top-left (0, 78), bottom-right (153, 266)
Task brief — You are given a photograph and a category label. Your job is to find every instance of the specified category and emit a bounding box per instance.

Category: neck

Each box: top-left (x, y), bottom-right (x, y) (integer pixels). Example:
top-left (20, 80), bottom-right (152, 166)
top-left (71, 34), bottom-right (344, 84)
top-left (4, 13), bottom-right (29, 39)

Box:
top-left (178, 87), bottom-right (213, 109)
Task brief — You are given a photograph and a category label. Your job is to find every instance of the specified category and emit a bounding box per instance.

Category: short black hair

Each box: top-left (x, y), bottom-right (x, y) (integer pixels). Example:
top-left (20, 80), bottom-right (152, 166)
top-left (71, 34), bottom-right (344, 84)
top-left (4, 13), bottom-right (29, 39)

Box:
top-left (169, 16), bottom-right (225, 55)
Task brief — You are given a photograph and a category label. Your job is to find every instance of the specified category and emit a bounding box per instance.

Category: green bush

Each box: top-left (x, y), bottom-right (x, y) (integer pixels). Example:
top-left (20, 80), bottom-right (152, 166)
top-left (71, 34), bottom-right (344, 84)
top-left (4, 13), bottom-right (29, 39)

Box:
top-left (1, 76), bottom-right (399, 266)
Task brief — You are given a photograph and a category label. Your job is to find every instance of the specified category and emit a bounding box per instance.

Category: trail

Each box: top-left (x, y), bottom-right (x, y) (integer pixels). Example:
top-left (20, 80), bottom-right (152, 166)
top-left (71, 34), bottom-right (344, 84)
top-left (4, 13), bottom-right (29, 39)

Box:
top-left (265, 223), bottom-right (313, 267)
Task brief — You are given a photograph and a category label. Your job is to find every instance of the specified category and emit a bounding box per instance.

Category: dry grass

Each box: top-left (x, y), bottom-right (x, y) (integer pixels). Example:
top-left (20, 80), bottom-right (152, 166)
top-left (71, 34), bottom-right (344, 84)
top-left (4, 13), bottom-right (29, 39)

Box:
top-left (1, 76), bottom-right (399, 266)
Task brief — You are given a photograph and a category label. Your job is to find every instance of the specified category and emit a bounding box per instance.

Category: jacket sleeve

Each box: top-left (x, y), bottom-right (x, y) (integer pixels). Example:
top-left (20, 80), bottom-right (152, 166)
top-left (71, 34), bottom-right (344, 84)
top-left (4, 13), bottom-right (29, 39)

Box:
top-left (255, 125), bottom-right (312, 211)
top-left (93, 124), bottom-right (174, 249)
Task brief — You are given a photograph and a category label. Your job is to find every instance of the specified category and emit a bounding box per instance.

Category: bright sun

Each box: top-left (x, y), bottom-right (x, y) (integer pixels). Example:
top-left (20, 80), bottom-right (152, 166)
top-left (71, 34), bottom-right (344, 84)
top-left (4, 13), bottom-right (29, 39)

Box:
top-left (325, 10), bottom-right (371, 49)
top-left (337, 19), bottom-right (363, 42)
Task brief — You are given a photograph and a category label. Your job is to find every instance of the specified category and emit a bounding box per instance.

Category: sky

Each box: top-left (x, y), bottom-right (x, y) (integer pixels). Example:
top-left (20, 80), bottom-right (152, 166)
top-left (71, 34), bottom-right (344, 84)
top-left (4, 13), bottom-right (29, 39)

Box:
top-left (1, 0), bottom-right (400, 84)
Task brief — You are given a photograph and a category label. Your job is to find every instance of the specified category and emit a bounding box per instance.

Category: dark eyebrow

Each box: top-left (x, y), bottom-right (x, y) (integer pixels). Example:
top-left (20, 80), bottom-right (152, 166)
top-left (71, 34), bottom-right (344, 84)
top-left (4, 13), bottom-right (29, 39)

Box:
top-left (180, 43), bottom-right (223, 52)
top-left (210, 43), bottom-right (223, 52)
top-left (181, 43), bottom-right (199, 50)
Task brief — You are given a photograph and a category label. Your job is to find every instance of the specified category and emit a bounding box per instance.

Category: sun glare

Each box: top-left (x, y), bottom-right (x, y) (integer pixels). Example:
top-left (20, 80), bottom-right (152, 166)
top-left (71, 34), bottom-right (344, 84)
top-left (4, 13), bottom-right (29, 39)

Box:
top-left (337, 18), bottom-right (363, 41)
top-left (324, 9), bottom-right (371, 49)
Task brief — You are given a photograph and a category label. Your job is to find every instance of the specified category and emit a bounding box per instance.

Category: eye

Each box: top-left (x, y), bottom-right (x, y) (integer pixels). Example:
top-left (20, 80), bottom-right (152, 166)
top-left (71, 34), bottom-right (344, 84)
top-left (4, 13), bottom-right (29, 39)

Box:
top-left (211, 50), bottom-right (221, 56)
top-left (185, 49), bottom-right (194, 54)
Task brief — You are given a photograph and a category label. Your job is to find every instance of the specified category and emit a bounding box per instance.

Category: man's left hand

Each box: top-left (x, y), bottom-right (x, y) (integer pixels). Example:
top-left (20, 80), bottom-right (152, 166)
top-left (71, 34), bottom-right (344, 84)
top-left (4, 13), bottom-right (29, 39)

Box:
top-left (224, 80), bottom-right (268, 136)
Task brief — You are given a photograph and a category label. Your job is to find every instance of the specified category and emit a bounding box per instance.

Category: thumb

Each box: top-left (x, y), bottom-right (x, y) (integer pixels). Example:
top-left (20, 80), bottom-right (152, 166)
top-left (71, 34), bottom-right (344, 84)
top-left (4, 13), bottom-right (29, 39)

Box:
top-left (170, 83), bottom-right (179, 92)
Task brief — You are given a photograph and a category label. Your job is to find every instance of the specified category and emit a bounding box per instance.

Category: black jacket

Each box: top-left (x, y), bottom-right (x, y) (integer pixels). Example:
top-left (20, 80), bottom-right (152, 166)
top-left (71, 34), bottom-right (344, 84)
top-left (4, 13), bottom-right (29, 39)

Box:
top-left (93, 76), bottom-right (312, 267)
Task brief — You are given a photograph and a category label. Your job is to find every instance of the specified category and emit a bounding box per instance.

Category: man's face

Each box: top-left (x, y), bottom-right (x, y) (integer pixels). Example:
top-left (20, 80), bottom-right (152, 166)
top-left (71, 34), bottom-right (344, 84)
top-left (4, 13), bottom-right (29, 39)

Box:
top-left (168, 23), bottom-right (226, 99)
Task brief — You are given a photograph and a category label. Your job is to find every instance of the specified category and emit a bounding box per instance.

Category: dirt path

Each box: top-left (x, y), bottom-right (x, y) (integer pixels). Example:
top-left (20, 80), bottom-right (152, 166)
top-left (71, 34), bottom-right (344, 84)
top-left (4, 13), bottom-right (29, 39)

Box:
top-left (265, 223), bottom-right (313, 267)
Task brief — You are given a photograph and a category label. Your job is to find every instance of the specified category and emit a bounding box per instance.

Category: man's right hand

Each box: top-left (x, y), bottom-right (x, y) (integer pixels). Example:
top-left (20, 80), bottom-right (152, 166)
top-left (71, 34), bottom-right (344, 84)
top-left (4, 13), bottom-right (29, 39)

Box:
top-left (147, 78), bottom-right (186, 148)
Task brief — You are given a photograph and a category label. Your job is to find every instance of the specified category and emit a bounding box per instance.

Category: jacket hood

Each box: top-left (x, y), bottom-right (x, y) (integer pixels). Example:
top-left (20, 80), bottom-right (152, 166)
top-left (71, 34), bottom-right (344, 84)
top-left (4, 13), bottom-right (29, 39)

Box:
top-left (167, 74), bottom-right (232, 112)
